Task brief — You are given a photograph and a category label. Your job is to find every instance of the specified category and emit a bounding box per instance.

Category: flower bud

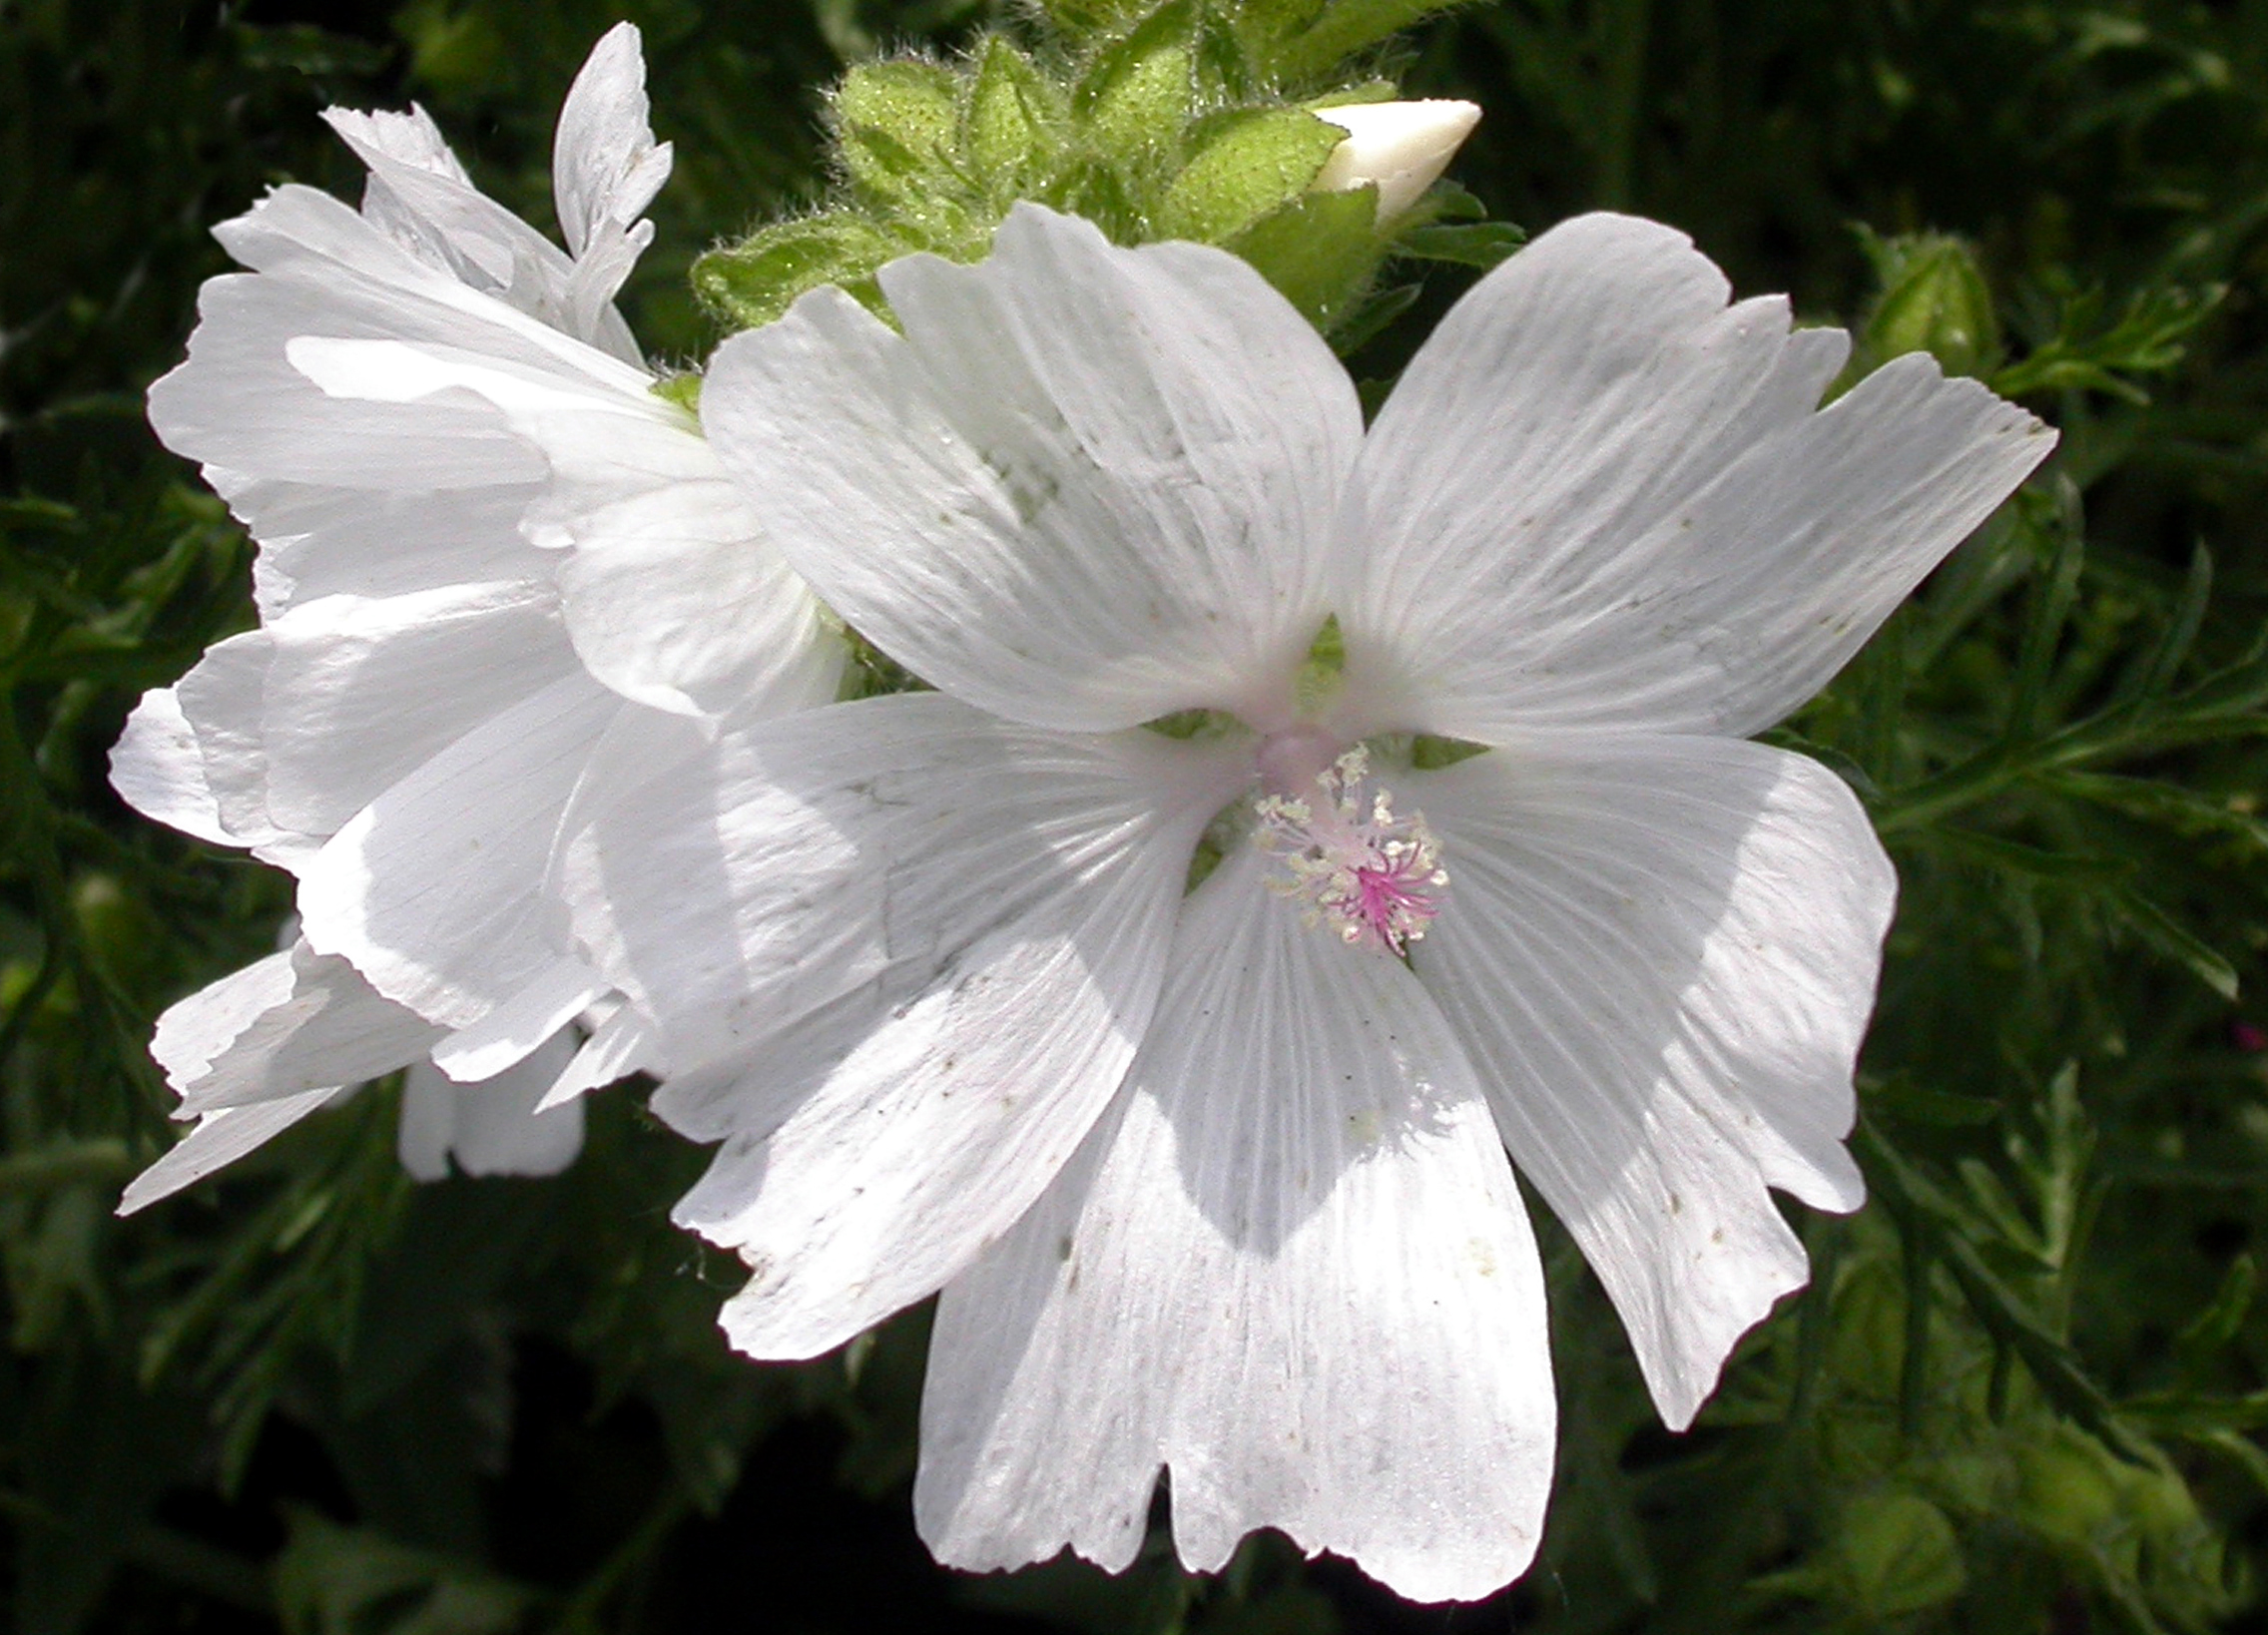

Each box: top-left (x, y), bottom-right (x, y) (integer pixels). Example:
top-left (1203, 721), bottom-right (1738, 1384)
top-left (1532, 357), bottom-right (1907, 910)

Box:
top-left (1311, 99), bottom-right (1481, 222)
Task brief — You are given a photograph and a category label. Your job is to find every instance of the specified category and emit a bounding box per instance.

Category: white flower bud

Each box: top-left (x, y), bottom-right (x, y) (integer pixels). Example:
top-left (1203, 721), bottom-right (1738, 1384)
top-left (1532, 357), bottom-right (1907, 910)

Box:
top-left (1310, 99), bottom-right (1482, 223)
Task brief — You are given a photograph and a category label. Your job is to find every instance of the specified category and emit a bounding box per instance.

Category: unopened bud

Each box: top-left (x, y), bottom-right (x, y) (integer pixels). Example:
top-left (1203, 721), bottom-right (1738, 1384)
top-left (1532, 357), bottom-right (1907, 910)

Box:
top-left (1311, 100), bottom-right (1481, 222)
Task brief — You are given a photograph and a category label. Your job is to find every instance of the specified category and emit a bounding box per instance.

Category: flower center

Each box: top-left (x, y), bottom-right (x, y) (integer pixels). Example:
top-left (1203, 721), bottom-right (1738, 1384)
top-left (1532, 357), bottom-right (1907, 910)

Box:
top-left (1252, 733), bottom-right (1447, 956)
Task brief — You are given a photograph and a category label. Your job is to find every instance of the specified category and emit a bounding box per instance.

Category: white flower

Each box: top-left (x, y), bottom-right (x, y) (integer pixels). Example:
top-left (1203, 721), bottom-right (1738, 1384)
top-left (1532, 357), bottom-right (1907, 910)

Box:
top-left (112, 25), bottom-right (844, 1213)
top-left (557, 204), bottom-right (2053, 1599)
top-left (1311, 99), bottom-right (1481, 221)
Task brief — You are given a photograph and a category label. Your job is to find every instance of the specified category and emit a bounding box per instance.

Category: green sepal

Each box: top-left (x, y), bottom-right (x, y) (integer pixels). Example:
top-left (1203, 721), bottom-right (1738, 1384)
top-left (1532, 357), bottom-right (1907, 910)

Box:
top-left (834, 59), bottom-right (961, 203)
top-left (691, 214), bottom-right (902, 330)
top-left (1856, 229), bottom-right (2003, 380)
top-left (1227, 186), bottom-right (1384, 330)
top-left (962, 38), bottom-right (1066, 192)
top-left (1075, 2), bottom-right (1199, 154)
top-left (650, 371), bottom-right (703, 414)
top-left (1155, 106), bottom-right (1346, 244)
top-left (1395, 218), bottom-right (1524, 269)
top-left (1033, 0), bottom-right (1158, 38)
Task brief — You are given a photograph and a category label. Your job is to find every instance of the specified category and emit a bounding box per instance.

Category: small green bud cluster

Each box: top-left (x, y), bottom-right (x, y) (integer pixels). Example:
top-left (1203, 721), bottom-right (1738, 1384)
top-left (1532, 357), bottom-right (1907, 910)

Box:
top-left (692, 0), bottom-right (1510, 338)
top-left (1852, 227), bottom-right (2003, 381)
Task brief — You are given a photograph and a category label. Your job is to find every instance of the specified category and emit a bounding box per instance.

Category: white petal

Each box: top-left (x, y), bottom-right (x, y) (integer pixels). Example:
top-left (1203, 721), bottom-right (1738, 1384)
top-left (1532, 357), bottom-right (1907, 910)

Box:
top-left (158, 941), bottom-right (441, 1118)
top-left (278, 333), bottom-right (842, 721)
top-left (111, 688), bottom-right (235, 846)
top-left (118, 1086), bottom-right (351, 1216)
top-left (397, 1030), bottom-right (584, 1181)
top-left (918, 850), bottom-right (1554, 1603)
top-left (552, 23), bottom-right (673, 259)
top-left (428, 955), bottom-right (607, 1082)
top-left (552, 481), bottom-right (846, 720)
top-left (536, 1001), bottom-right (661, 1112)
top-left (322, 102), bottom-right (645, 364)
top-left (213, 474), bottom-right (548, 617)
top-left (1312, 100), bottom-right (1480, 222)
top-left (209, 583), bottom-right (577, 842)
top-left (296, 673), bottom-right (626, 1028)
top-left (702, 205), bottom-right (1362, 734)
top-left (554, 693), bottom-right (1238, 1356)
top-left (1335, 213), bottom-right (2056, 741)
top-left (559, 691), bottom-right (1242, 1078)
top-left (1411, 734), bottom-right (1889, 1427)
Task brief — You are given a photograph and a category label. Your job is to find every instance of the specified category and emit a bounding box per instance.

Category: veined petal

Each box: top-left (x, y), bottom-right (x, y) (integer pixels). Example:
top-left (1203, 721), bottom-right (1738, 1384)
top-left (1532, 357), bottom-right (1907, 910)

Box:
top-left (155, 941), bottom-right (441, 1119)
top-left (118, 1087), bottom-right (351, 1217)
top-left (1335, 213), bottom-right (2054, 741)
top-left (551, 23), bottom-right (673, 262)
top-left (278, 334), bottom-right (844, 720)
top-left (918, 850), bottom-right (1553, 1603)
top-left (558, 691), bottom-right (1243, 1079)
top-left (702, 205), bottom-right (1362, 734)
top-left (428, 955), bottom-right (607, 1083)
top-left (554, 694), bottom-right (1241, 1358)
top-left (297, 672), bottom-right (628, 1029)
top-left (1411, 734), bottom-right (1891, 1427)
top-left (196, 583), bottom-right (576, 844)
top-left (536, 1001), bottom-right (662, 1112)
top-left (110, 687), bottom-right (236, 848)
top-left (398, 1030), bottom-right (584, 1182)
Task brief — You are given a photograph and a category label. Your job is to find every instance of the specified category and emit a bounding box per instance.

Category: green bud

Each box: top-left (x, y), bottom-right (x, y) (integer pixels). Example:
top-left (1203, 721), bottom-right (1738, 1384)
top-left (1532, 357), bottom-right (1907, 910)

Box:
top-left (1858, 229), bottom-right (2003, 379)
top-left (1835, 1490), bottom-right (1968, 1618)
top-left (835, 60), bottom-right (961, 202)
top-left (692, 214), bottom-right (902, 329)
top-left (962, 39), bottom-right (1065, 195)
top-left (1156, 106), bottom-right (1346, 244)
top-left (1075, 3), bottom-right (1198, 154)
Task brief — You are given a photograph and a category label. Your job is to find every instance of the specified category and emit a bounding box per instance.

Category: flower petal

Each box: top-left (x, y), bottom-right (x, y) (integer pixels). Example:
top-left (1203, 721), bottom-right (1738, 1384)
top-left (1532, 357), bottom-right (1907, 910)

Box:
top-left (296, 673), bottom-right (627, 1029)
top-left (551, 23), bottom-right (673, 261)
top-left (110, 687), bottom-right (236, 848)
top-left (118, 1087), bottom-right (351, 1217)
top-left (428, 955), bottom-right (608, 1083)
top-left (398, 1029), bottom-right (585, 1181)
top-left (702, 205), bottom-right (1362, 733)
top-left (556, 694), bottom-right (1239, 1358)
top-left (918, 849), bottom-right (1554, 1604)
top-left (1334, 213), bottom-right (2055, 741)
top-left (156, 941), bottom-right (440, 1118)
top-left (1411, 733), bottom-right (1890, 1427)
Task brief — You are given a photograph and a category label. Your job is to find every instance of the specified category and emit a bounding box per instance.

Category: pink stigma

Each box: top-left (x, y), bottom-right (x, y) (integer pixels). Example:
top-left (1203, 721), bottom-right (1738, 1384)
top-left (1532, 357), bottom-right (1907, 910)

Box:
top-left (1253, 743), bottom-right (1447, 955)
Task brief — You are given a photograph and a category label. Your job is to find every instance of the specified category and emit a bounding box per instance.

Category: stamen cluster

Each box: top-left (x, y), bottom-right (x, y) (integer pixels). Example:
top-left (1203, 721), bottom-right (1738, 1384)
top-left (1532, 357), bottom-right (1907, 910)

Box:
top-left (1255, 746), bottom-right (1448, 955)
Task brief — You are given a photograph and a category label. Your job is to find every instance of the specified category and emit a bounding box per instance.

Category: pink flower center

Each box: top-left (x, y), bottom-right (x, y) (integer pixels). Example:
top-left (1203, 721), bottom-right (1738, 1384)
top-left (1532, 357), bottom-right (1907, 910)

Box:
top-left (1252, 735), bottom-right (1447, 956)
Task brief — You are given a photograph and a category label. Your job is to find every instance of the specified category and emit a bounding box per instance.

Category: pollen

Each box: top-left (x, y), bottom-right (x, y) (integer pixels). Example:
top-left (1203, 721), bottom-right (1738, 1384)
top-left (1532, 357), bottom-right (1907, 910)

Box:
top-left (1255, 745), bottom-right (1448, 956)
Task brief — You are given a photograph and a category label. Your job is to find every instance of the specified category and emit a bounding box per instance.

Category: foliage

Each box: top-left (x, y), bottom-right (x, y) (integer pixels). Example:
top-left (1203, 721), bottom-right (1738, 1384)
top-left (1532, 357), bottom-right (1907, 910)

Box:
top-left (4, 0), bottom-right (2267, 1631)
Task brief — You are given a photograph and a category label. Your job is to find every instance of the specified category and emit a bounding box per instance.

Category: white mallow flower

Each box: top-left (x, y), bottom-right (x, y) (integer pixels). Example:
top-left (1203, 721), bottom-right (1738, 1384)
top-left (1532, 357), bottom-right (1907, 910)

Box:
top-left (110, 24), bottom-right (843, 1215)
top-left (556, 204), bottom-right (2054, 1599)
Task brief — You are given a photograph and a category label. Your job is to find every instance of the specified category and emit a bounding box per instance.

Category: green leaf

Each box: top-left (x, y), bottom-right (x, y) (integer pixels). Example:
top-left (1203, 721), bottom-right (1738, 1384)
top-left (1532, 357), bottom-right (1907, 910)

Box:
top-left (1856, 1122), bottom-right (2158, 1465)
top-left (2107, 887), bottom-right (2239, 1000)
top-left (1838, 1490), bottom-right (1969, 1618)
top-left (1155, 106), bottom-right (1346, 243)
top-left (273, 1510), bottom-right (529, 1635)
top-left (1268, 0), bottom-right (1478, 81)
top-left (1928, 825), bottom-right (2133, 883)
top-left (692, 214), bottom-right (900, 330)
